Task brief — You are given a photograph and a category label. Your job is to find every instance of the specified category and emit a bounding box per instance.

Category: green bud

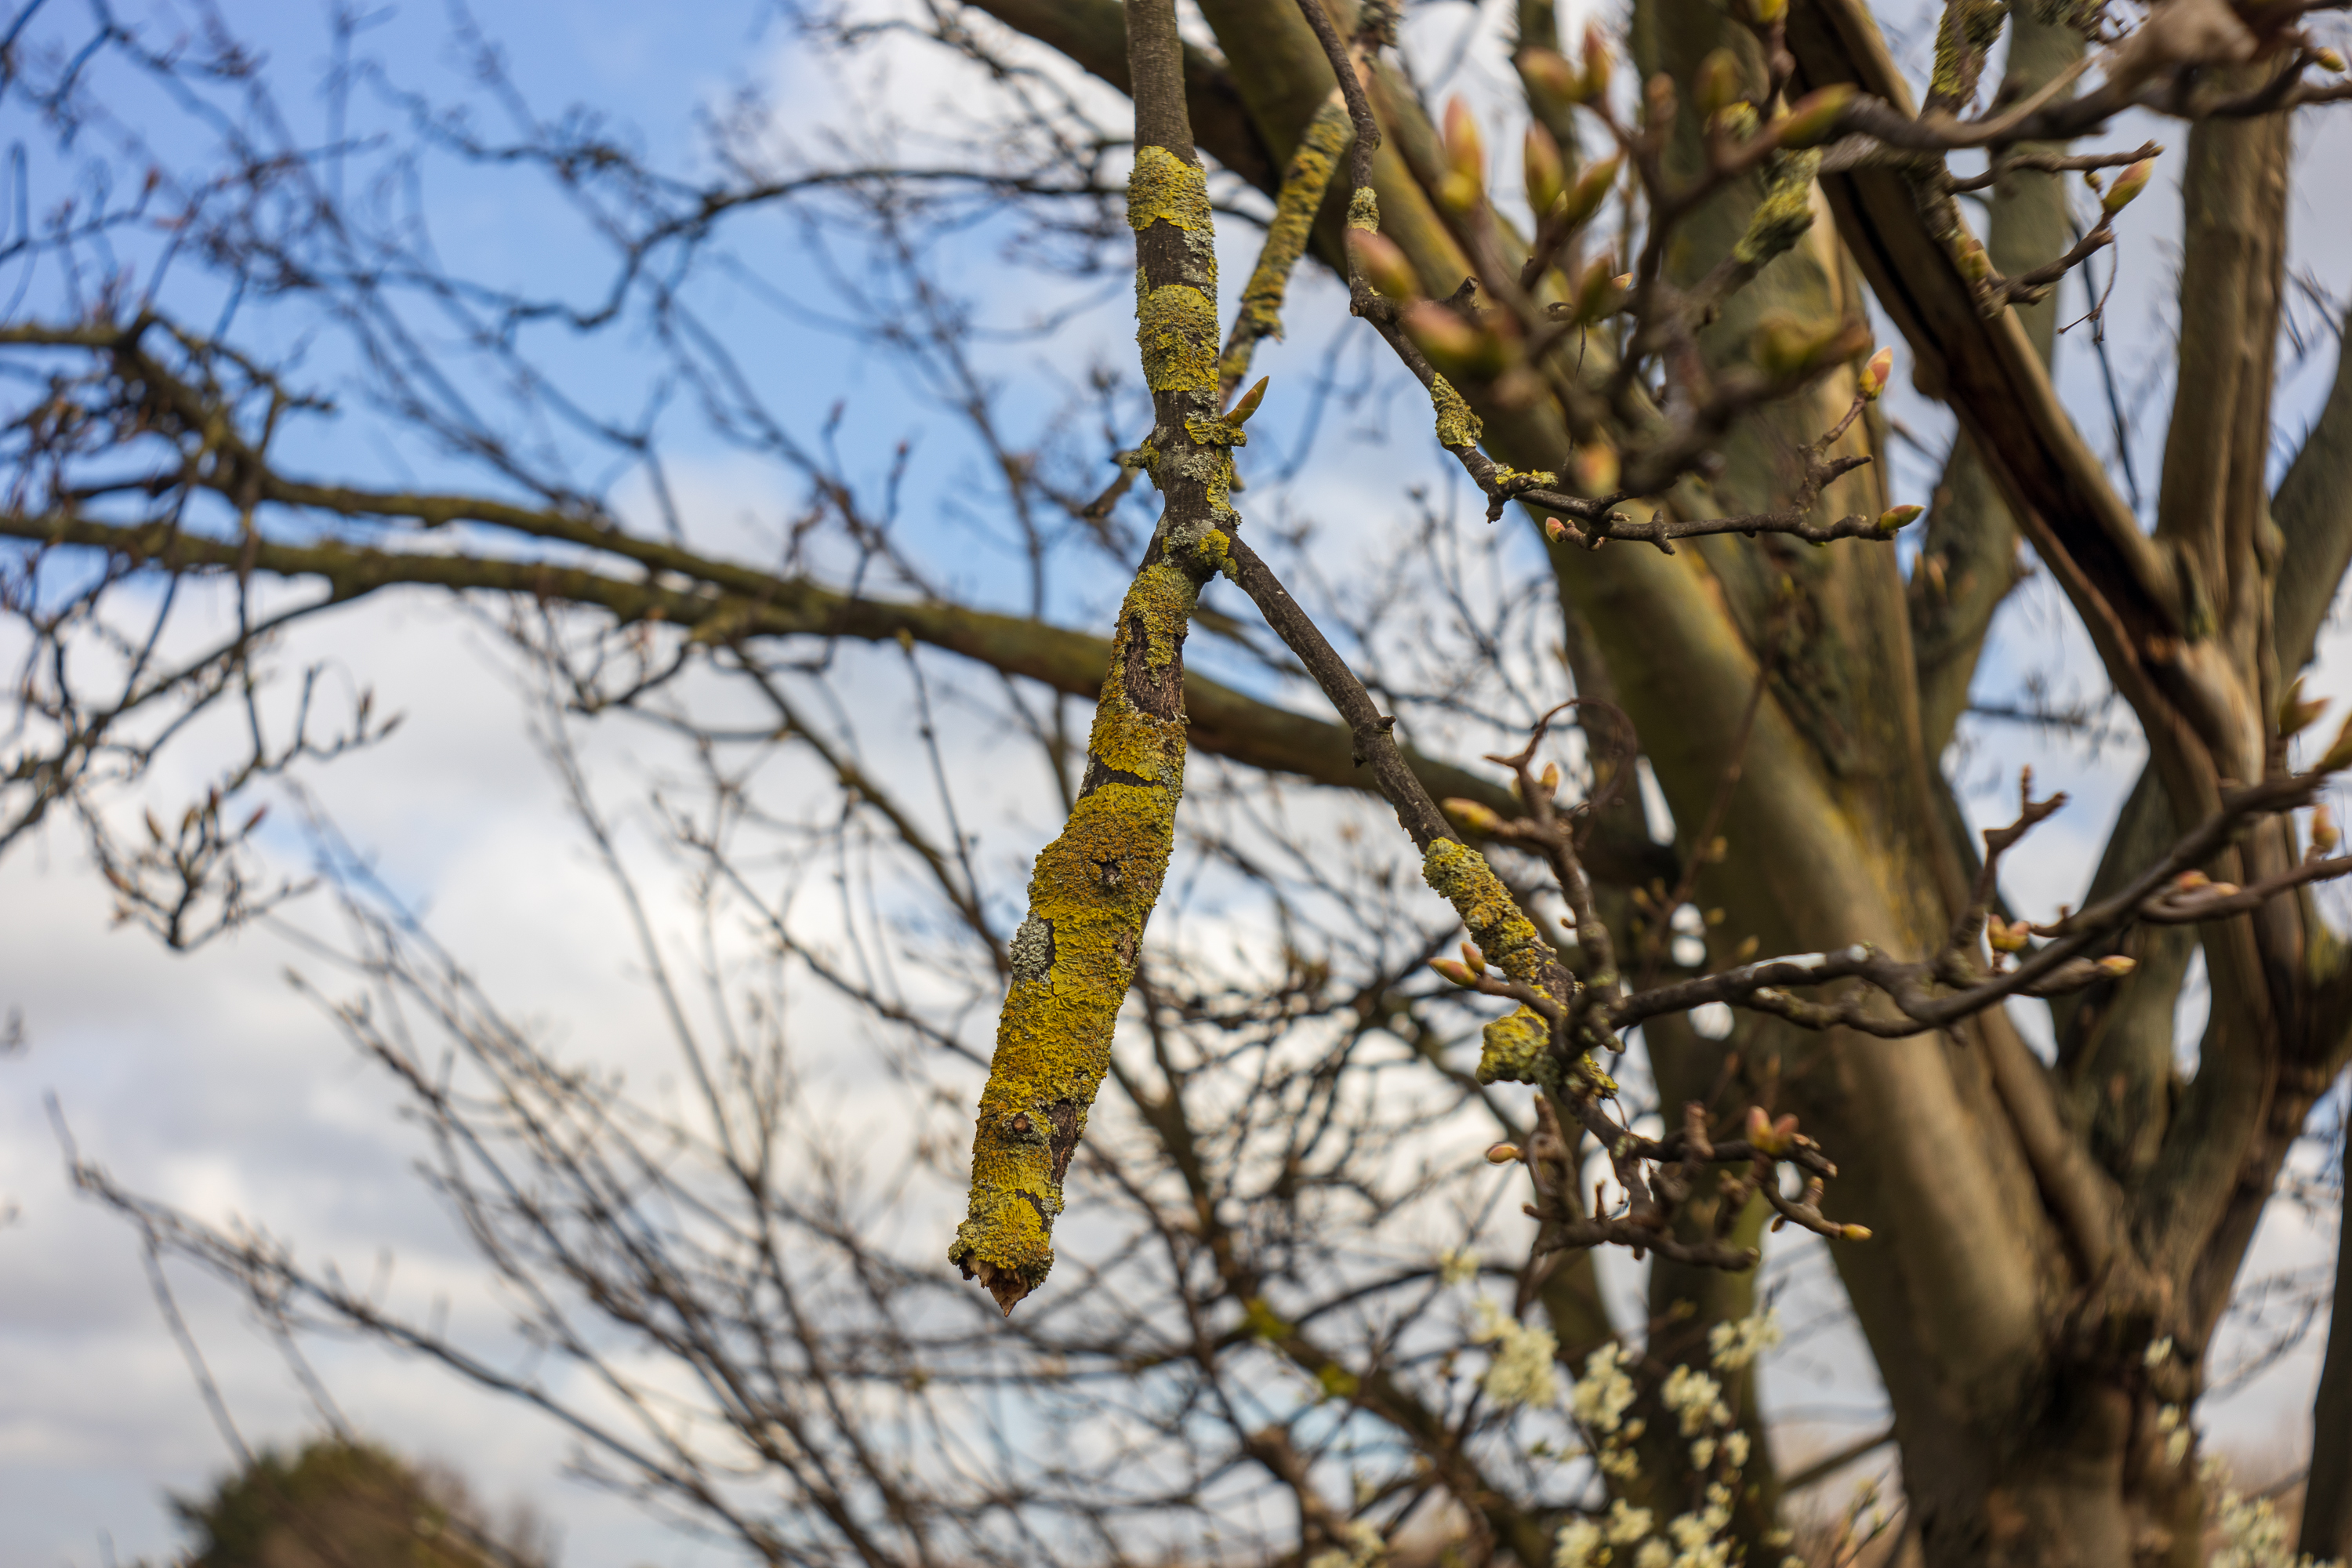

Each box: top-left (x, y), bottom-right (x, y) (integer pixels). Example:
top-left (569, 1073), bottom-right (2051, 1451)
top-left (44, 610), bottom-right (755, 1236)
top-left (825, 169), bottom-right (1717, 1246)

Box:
top-left (1695, 49), bottom-right (1745, 119)
top-left (1573, 443), bottom-right (1621, 496)
top-left (1403, 301), bottom-right (1503, 376)
top-left (1579, 24), bottom-right (1614, 103)
top-left (2101, 157), bottom-right (2154, 217)
top-left (2280, 675), bottom-right (2328, 739)
top-left (1644, 71), bottom-right (1679, 132)
top-left (1859, 345), bottom-right (1893, 401)
top-left (1559, 151), bottom-right (1621, 230)
top-left (1753, 313), bottom-right (1838, 376)
top-left (1348, 230), bottom-right (1422, 301)
top-left (1227, 376), bottom-right (1269, 426)
top-left (1770, 83), bottom-right (1855, 149)
top-left (1523, 122), bottom-right (1566, 221)
top-left (1442, 797), bottom-right (1504, 834)
top-left (1519, 47), bottom-right (1578, 103)
top-left (2320, 710), bottom-right (2352, 772)
top-left (1572, 252), bottom-right (1623, 323)
top-left (1877, 503), bottom-right (1923, 533)
top-left (1440, 97), bottom-right (1485, 212)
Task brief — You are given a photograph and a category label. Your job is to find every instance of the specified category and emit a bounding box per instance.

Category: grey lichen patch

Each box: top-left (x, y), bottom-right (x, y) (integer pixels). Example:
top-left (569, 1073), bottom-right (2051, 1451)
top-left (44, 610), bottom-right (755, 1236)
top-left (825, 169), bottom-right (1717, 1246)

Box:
top-left (1010, 914), bottom-right (1054, 983)
top-left (1348, 187), bottom-right (1380, 232)
top-left (1733, 150), bottom-right (1822, 270)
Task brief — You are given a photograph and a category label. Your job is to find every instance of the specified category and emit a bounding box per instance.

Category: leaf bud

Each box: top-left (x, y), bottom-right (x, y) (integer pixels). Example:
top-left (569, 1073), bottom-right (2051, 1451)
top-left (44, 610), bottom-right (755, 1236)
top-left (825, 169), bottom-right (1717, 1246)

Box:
top-left (1440, 97), bottom-right (1486, 212)
top-left (1461, 941), bottom-right (1488, 975)
top-left (1839, 1224), bottom-right (1872, 1242)
top-left (1228, 376), bottom-right (1269, 426)
top-left (1573, 251), bottom-right (1624, 322)
top-left (1580, 24), bottom-right (1615, 102)
top-left (2316, 47), bottom-right (2346, 72)
top-left (1402, 301), bottom-right (1504, 377)
top-left (1878, 504), bottom-right (1923, 534)
top-left (2314, 803), bottom-right (2339, 855)
top-left (1741, 0), bottom-right (1788, 23)
top-left (2278, 674), bottom-right (2326, 739)
top-left (1860, 344), bottom-right (1893, 401)
top-left (2096, 955), bottom-right (2138, 978)
top-left (1519, 47), bottom-right (1579, 103)
top-left (1559, 152), bottom-right (1622, 231)
top-left (1987, 916), bottom-right (2028, 953)
top-left (2321, 708), bottom-right (2352, 770)
top-left (1695, 48), bottom-right (1745, 118)
top-left (1644, 71), bottom-right (1679, 132)
top-left (1770, 84), bottom-right (1856, 149)
top-left (1442, 796), bottom-right (1504, 833)
top-left (1753, 312), bottom-right (1846, 376)
top-left (2100, 157), bottom-right (2154, 217)
top-left (1485, 1142), bottom-right (1523, 1165)
top-left (1348, 230), bottom-right (1421, 301)
top-left (1523, 122), bottom-right (1566, 220)
top-left (1544, 515), bottom-right (1571, 543)
top-left (1956, 237), bottom-right (1994, 283)
top-left (1539, 760), bottom-right (1563, 793)
top-left (1431, 957), bottom-right (1477, 987)
top-left (1573, 442), bottom-right (1621, 496)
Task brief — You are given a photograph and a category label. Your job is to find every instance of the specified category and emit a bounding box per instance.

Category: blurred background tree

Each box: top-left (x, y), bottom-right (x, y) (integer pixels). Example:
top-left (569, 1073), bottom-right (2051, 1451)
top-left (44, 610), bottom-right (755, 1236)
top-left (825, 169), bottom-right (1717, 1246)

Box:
top-left (173, 1438), bottom-right (553, 1568)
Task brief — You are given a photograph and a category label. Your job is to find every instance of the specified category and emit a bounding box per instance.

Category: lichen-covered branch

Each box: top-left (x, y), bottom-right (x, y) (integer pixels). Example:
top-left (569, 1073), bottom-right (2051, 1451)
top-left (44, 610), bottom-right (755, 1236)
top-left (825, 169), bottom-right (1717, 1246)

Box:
top-left (948, 0), bottom-right (1238, 1316)
top-left (1218, 93), bottom-right (1352, 401)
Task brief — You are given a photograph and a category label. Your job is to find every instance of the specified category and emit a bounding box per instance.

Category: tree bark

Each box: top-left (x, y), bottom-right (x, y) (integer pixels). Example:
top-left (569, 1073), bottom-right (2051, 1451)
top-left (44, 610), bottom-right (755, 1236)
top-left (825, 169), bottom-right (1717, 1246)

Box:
top-left (2305, 1123), bottom-right (2352, 1556)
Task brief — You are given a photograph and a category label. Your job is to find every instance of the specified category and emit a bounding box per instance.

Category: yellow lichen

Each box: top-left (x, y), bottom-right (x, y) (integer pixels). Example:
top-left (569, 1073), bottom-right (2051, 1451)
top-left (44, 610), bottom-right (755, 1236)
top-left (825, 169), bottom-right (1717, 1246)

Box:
top-left (1138, 284), bottom-right (1220, 394)
top-left (1732, 150), bottom-right (1822, 269)
top-left (950, 561), bottom-right (1203, 1307)
top-left (1127, 144), bottom-right (1213, 233)
top-left (1225, 98), bottom-right (1352, 372)
top-left (1348, 187), bottom-right (1379, 232)
top-left (957, 122), bottom-right (1237, 1316)
top-left (1316, 1363), bottom-right (1361, 1400)
top-left (1193, 527), bottom-right (1232, 575)
top-left (1421, 839), bottom-right (1548, 984)
top-left (1243, 1297), bottom-right (1297, 1341)
top-left (1432, 374), bottom-right (1484, 451)
top-left (1422, 840), bottom-right (1584, 1090)
top-left (1183, 414), bottom-right (1249, 448)
top-left (1478, 1007), bottom-right (1550, 1086)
